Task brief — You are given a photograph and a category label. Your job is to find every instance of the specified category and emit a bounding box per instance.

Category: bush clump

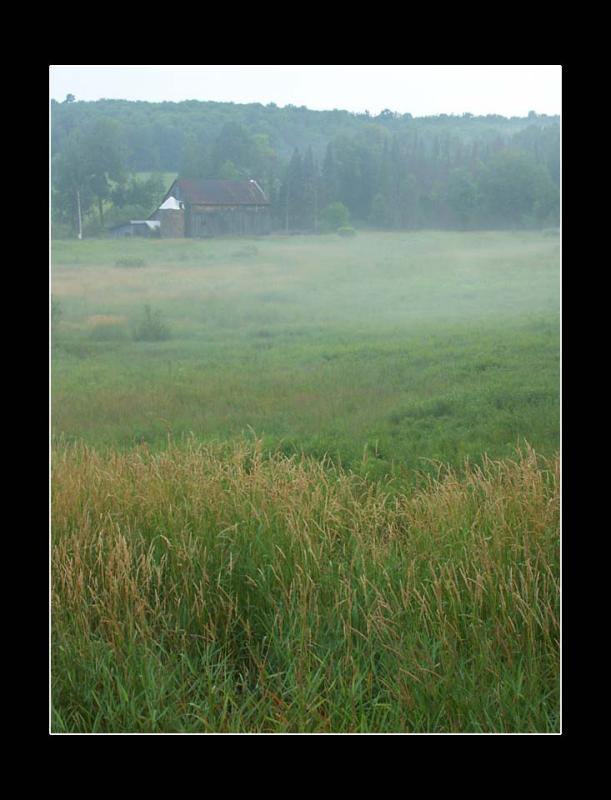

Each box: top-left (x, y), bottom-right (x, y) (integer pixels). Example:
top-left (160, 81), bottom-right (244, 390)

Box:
top-left (319, 201), bottom-right (350, 233)
top-left (133, 305), bottom-right (171, 342)
top-left (337, 226), bottom-right (357, 238)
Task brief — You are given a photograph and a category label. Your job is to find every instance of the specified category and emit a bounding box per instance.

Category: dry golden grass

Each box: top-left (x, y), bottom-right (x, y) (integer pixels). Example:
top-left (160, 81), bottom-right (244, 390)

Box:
top-left (86, 315), bottom-right (128, 328)
top-left (52, 439), bottom-right (559, 732)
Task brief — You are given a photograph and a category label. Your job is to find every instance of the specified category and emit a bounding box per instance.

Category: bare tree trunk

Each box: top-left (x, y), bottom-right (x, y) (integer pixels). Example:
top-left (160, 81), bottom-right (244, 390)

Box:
top-left (98, 196), bottom-right (104, 228)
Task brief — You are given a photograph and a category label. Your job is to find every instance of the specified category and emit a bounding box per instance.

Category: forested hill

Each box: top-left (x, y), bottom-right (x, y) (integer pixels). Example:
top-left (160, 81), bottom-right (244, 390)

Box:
top-left (51, 98), bottom-right (559, 171)
top-left (51, 98), bottom-right (560, 234)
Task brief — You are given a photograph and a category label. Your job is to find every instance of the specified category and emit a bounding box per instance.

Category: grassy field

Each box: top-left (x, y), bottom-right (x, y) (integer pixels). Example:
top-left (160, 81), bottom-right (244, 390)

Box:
top-left (51, 231), bottom-right (559, 477)
top-left (51, 230), bottom-right (560, 733)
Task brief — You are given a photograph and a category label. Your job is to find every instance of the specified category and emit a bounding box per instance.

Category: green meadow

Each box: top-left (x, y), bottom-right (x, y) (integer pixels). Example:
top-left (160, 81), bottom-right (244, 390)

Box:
top-left (51, 230), bottom-right (559, 478)
top-left (51, 231), bottom-right (560, 733)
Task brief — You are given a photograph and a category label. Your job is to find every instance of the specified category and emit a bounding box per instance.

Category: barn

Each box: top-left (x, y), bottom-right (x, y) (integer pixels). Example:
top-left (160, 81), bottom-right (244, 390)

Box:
top-left (151, 178), bottom-right (271, 238)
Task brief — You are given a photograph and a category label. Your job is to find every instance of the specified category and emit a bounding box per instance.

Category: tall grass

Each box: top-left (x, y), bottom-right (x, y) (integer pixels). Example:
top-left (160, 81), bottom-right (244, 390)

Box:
top-left (51, 438), bottom-right (559, 733)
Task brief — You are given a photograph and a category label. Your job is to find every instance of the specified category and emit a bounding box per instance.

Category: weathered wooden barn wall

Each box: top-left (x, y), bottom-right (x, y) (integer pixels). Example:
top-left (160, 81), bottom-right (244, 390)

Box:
top-left (187, 205), bottom-right (271, 237)
top-left (152, 180), bottom-right (271, 238)
top-left (159, 209), bottom-right (185, 238)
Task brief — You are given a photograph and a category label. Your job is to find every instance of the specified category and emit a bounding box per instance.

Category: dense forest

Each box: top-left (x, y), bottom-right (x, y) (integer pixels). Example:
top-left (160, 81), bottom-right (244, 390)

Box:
top-left (51, 97), bottom-right (560, 236)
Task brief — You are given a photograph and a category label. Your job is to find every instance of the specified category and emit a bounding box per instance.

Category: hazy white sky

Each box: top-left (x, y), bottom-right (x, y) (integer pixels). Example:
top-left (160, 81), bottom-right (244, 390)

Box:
top-left (50, 65), bottom-right (561, 118)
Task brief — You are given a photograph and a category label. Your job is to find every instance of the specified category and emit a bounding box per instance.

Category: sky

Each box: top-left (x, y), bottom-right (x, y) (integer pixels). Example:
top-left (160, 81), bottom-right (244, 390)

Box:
top-left (49, 65), bottom-right (561, 118)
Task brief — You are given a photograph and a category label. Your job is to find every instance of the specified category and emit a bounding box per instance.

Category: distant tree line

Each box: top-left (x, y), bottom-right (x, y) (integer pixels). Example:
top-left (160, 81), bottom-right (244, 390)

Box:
top-left (276, 122), bottom-right (559, 231)
top-left (51, 98), bottom-right (560, 236)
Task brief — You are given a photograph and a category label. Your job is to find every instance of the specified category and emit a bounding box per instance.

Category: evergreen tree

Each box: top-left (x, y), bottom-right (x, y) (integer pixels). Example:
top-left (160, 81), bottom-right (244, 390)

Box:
top-left (302, 147), bottom-right (319, 231)
top-left (282, 149), bottom-right (305, 231)
top-left (321, 143), bottom-right (340, 207)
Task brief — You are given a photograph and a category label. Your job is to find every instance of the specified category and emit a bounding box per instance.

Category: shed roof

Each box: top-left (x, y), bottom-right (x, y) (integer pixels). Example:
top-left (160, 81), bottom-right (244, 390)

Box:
top-left (110, 220), bottom-right (160, 230)
top-left (129, 220), bottom-right (160, 229)
top-left (170, 178), bottom-right (269, 206)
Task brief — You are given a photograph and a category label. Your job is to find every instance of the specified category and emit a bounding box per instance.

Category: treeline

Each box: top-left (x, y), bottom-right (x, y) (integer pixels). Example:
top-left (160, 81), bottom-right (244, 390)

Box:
top-left (273, 124), bottom-right (559, 231)
top-left (51, 97), bottom-right (560, 235)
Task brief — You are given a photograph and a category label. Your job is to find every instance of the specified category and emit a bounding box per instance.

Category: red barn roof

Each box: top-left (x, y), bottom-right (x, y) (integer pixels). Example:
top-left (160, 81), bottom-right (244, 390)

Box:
top-left (168, 178), bottom-right (269, 206)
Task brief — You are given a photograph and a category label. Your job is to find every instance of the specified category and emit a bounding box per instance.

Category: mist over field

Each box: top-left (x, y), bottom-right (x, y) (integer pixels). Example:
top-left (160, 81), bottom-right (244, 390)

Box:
top-left (52, 231), bottom-right (559, 474)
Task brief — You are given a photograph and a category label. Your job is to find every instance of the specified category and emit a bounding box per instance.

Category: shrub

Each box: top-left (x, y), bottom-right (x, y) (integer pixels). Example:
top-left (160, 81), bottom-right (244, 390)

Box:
top-left (319, 201), bottom-right (350, 233)
top-left (337, 226), bottom-right (357, 238)
top-left (133, 305), bottom-right (171, 342)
